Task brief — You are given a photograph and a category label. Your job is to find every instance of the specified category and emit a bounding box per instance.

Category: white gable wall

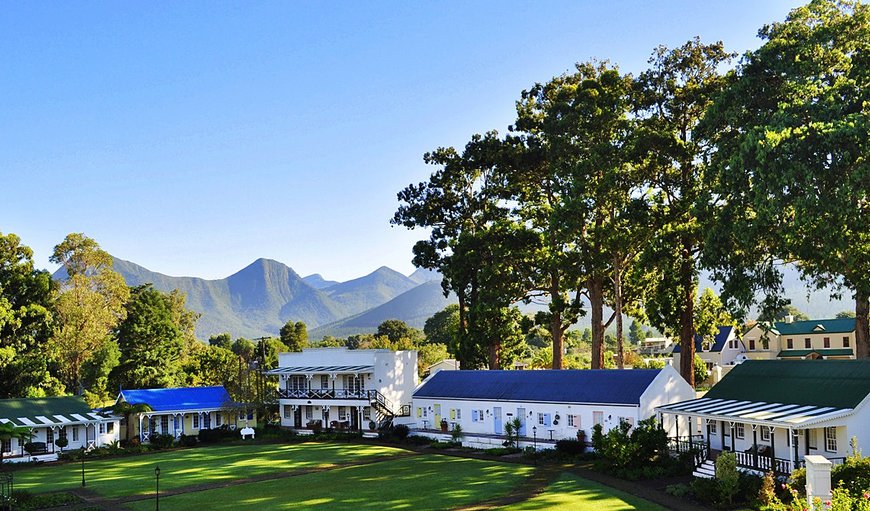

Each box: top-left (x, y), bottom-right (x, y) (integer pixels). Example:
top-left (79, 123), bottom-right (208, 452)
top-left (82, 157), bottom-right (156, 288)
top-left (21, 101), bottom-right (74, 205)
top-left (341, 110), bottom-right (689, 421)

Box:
top-left (640, 364), bottom-right (696, 433)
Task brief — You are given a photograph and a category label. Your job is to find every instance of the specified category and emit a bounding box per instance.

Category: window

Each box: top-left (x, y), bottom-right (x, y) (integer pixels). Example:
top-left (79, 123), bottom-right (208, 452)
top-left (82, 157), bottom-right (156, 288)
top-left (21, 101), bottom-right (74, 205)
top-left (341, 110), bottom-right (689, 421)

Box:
top-left (173, 416), bottom-right (180, 431)
top-left (710, 422), bottom-right (717, 434)
top-left (72, 427), bottom-right (79, 442)
top-left (824, 337), bottom-right (831, 348)
top-left (215, 414), bottom-right (223, 427)
top-left (761, 428), bottom-right (771, 442)
top-left (338, 407), bottom-right (347, 421)
top-left (289, 375), bottom-right (306, 392)
top-left (805, 338), bottom-right (812, 349)
top-left (537, 413), bottom-right (551, 426)
top-left (735, 424), bottom-right (745, 439)
top-left (844, 337), bottom-right (851, 348)
top-left (46, 429), bottom-right (54, 444)
top-left (593, 411), bottom-right (603, 426)
top-left (306, 407), bottom-right (313, 420)
top-left (809, 429), bottom-right (817, 449)
top-left (787, 338), bottom-right (794, 349)
top-left (193, 414), bottom-right (200, 429)
top-left (321, 375), bottom-right (329, 389)
top-left (567, 415), bottom-right (575, 427)
top-left (284, 406), bottom-right (292, 418)
top-left (247, 410), bottom-right (254, 420)
top-left (749, 339), bottom-right (756, 350)
top-left (455, 409), bottom-right (461, 420)
top-left (203, 413), bottom-right (211, 430)
top-left (1, 439), bottom-right (9, 454)
top-left (362, 407), bottom-right (370, 420)
top-left (99, 423), bottom-right (106, 435)
top-left (825, 427), bottom-right (838, 452)
top-left (161, 416), bottom-right (170, 433)
top-left (538, 413), bottom-right (545, 425)
top-left (344, 375), bottom-right (362, 393)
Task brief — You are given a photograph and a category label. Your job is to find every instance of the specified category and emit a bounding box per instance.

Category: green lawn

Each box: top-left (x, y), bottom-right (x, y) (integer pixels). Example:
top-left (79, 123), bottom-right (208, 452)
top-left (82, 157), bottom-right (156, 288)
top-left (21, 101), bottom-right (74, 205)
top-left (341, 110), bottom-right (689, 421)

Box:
top-left (13, 442), bottom-right (406, 499)
top-left (126, 455), bottom-right (536, 511)
top-left (499, 472), bottom-right (667, 511)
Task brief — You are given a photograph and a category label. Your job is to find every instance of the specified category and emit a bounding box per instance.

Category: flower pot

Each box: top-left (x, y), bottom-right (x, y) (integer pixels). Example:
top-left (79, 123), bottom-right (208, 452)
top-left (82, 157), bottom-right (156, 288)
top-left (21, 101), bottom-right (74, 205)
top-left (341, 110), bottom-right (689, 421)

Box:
top-left (440, 421), bottom-right (449, 433)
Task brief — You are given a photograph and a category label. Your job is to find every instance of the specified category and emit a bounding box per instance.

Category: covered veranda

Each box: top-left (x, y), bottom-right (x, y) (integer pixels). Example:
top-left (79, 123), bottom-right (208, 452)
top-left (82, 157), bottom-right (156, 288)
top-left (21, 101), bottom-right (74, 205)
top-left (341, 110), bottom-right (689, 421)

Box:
top-left (656, 397), bottom-right (851, 476)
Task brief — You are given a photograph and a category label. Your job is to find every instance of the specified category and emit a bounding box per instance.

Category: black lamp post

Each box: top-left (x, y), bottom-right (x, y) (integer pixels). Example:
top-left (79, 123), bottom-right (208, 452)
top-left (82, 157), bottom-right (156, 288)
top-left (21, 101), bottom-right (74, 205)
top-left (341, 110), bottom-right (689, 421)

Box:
top-left (532, 425), bottom-right (537, 451)
top-left (80, 447), bottom-right (86, 487)
top-left (154, 466), bottom-right (160, 511)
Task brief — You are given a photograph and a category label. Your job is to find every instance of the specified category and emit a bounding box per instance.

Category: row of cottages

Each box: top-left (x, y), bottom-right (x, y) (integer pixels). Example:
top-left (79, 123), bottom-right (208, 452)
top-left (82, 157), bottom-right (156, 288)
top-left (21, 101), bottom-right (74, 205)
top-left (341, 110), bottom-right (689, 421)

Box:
top-left (267, 348), bottom-right (417, 431)
top-left (409, 365), bottom-right (695, 449)
top-left (0, 396), bottom-right (120, 462)
top-left (116, 386), bottom-right (256, 443)
top-left (742, 318), bottom-right (857, 360)
top-left (656, 360), bottom-right (870, 478)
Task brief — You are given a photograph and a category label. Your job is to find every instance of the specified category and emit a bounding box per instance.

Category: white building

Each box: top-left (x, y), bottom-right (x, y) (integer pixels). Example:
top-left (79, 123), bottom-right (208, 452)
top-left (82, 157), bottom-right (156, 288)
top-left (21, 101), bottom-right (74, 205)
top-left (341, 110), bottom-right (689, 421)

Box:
top-left (0, 396), bottom-right (120, 463)
top-left (266, 348), bottom-right (417, 431)
top-left (672, 326), bottom-right (746, 381)
top-left (656, 360), bottom-right (870, 478)
top-left (411, 365), bottom-right (694, 449)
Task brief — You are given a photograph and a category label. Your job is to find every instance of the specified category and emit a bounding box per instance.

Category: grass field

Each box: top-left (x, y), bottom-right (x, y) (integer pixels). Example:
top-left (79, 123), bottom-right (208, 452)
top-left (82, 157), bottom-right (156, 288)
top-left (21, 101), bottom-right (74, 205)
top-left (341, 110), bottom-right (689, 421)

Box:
top-left (499, 472), bottom-right (667, 511)
top-left (13, 442), bottom-right (668, 510)
top-left (126, 455), bottom-right (535, 511)
top-left (13, 442), bottom-right (405, 499)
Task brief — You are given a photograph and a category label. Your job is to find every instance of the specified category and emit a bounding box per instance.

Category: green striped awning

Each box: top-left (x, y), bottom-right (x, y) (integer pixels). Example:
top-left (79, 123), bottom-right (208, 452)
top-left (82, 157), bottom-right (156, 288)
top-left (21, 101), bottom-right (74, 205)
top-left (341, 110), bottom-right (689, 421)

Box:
top-left (777, 349), bottom-right (854, 358)
top-left (265, 365), bottom-right (374, 375)
top-left (0, 396), bottom-right (106, 428)
top-left (656, 397), bottom-right (853, 428)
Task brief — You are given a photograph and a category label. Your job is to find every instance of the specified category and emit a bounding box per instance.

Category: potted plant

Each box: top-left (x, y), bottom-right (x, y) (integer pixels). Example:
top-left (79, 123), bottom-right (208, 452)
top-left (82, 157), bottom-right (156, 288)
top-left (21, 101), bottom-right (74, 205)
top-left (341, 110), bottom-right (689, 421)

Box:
top-left (368, 420), bottom-right (376, 431)
top-left (440, 419), bottom-right (448, 433)
top-left (577, 429), bottom-right (587, 446)
top-left (55, 436), bottom-right (69, 454)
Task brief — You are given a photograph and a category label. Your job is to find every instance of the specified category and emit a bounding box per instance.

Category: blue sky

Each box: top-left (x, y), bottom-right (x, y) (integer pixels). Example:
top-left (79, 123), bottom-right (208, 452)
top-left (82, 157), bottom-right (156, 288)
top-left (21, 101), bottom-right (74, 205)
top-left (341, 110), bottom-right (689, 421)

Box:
top-left (1, 1), bottom-right (803, 281)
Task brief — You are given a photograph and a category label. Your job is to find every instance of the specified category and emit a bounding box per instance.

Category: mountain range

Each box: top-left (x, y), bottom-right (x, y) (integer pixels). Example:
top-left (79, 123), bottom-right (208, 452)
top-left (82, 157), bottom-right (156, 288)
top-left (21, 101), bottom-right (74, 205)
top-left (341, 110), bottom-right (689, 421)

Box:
top-left (51, 257), bottom-right (851, 341)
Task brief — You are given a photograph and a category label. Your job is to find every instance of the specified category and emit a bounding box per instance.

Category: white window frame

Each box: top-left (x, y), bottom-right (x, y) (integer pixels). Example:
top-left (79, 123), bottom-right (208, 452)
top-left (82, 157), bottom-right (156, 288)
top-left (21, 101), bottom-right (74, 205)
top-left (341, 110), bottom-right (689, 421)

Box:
top-left (306, 406), bottom-right (313, 420)
top-left (825, 427), bottom-right (838, 453)
top-left (761, 428), bottom-right (771, 442)
top-left (72, 426), bottom-right (79, 442)
top-left (593, 411), bottom-right (603, 426)
top-left (455, 409), bottom-right (461, 420)
top-left (710, 421), bottom-right (717, 434)
top-left (193, 414), bottom-right (200, 429)
top-left (735, 424), bottom-right (745, 439)
top-left (538, 413), bottom-right (545, 426)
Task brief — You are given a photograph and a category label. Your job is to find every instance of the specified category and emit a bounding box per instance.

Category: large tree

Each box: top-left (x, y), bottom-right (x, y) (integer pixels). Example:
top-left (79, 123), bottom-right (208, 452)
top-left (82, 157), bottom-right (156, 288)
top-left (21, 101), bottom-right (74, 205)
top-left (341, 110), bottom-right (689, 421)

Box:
top-left (633, 39), bottom-right (733, 385)
top-left (49, 233), bottom-right (129, 393)
top-left (0, 233), bottom-right (58, 398)
top-left (111, 284), bottom-right (186, 389)
top-left (702, 0), bottom-right (870, 357)
top-left (279, 320), bottom-right (308, 352)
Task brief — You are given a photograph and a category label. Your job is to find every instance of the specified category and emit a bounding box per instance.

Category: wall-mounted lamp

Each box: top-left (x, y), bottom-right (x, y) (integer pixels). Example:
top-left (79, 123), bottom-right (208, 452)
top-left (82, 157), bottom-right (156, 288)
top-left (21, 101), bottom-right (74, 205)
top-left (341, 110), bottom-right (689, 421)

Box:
top-left (608, 415), bottom-right (612, 421)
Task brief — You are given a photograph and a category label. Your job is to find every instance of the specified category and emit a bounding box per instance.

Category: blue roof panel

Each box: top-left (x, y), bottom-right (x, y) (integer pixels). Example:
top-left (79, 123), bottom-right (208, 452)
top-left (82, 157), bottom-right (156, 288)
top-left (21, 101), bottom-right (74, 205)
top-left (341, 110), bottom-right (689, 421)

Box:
top-left (413, 369), bottom-right (662, 405)
top-left (673, 326), bottom-right (734, 353)
top-left (119, 386), bottom-right (233, 412)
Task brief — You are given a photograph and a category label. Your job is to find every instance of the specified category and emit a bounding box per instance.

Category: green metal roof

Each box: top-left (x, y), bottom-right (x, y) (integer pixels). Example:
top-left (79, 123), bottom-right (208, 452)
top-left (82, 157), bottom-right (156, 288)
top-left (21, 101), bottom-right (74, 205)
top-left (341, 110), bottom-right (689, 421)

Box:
top-left (774, 318), bottom-right (855, 335)
top-left (705, 360), bottom-right (870, 409)
top-left (0, 396), bottom-right (102, 427)
top-left (777, 349), bottom-right (854, 358)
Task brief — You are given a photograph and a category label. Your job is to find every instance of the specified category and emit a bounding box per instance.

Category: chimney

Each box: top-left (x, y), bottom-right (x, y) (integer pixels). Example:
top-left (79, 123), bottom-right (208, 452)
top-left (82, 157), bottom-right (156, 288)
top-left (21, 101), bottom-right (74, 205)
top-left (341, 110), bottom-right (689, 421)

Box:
top-left (784, 315), bottom-right (794, 324)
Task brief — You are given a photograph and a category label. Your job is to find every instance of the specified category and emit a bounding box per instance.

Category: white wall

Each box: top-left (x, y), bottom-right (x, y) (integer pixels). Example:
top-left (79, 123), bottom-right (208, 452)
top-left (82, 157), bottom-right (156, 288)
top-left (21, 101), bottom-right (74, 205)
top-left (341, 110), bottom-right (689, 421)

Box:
top-left (641, 364), bottom-right (696, 434)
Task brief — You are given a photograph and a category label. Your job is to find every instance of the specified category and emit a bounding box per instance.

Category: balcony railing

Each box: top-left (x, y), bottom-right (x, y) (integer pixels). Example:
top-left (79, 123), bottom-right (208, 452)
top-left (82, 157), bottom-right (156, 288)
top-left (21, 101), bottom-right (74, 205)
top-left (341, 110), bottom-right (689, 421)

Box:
top-left (733, 450), bottom-right (795, 475)
top-left (668, 436), bottom-right (709, 467)
top-left (277, 388), bottom-right (368, 399)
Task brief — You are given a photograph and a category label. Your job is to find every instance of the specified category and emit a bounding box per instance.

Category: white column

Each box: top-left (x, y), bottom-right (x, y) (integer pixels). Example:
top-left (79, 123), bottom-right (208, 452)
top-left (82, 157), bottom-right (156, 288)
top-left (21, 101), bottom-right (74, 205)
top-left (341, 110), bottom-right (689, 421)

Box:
top-left (138, 415), bottom-right (144, 442)
top-left (805, 455), bottom-right (832, 511)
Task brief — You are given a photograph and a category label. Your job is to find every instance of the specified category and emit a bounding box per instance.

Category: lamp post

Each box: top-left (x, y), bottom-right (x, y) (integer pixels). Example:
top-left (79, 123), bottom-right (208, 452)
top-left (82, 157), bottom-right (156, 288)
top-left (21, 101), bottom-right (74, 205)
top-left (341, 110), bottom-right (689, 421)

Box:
top-left (532, 426), bottom-right (537, 451)
top-left (80, 447), bottom-right (86, 487)
top-left (154, 466), bottom-right (160, 511)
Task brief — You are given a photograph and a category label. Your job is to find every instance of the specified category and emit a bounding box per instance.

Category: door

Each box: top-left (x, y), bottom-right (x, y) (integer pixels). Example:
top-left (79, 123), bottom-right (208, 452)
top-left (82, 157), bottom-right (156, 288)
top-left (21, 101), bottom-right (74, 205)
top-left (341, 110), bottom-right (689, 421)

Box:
top-left (517, 408), bottom-right (526, 436)
top-left (434, 404), bottom-right (442, 427)
top-left (493, 407), bottom-right (502, 435)
top-left (293, 407), bottom-right (303, 428)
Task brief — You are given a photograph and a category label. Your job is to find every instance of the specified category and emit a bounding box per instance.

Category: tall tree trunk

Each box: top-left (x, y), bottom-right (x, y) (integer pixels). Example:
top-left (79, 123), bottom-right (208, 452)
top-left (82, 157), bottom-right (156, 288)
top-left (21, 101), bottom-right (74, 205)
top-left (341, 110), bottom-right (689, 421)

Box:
top-left (550, 273), bottom-right (564, 370)
top-left (589, 276), bottom-right (605, 369)
top-left (457, 293), bottom-right (468, 369)
top-left (614, 256), bottom-right (624, 370)
top-left (488, 342), bottom-right (500, 370)
top-left (856, 288), bottom-right (869, 359)
top-left (678, 248), bottom-right (696, 386)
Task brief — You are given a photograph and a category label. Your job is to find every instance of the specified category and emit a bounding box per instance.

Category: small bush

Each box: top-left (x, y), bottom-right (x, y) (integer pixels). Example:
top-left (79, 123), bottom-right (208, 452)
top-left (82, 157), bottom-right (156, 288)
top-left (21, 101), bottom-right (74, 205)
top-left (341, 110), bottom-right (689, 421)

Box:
top-left (555, 439), bottom-right (586, 456)
top-left (690, 477), bottom-right (721, 506)
top-left (149, 433), bottom-right (175, 449)
top-left (12, 491), bottom-right (80, 511)
top-left (176, 434), bottom-right (198, 447)
top-left (665, 483), bottom-right (691, 498)
top-left (483, 447), bottom-right (520, 456)
top-left (198, 427), bottom-right (237, 444)
top-left (715, 451), bottom-right (739, 505)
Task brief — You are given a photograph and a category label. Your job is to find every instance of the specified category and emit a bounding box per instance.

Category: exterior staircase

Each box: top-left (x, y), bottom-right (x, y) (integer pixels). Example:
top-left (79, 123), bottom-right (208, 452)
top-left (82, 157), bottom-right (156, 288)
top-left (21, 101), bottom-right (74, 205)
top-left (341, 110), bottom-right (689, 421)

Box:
top-left (367, 390), bottom-right (411, 429)
top-left (693, 459), bottom-right (716, 479)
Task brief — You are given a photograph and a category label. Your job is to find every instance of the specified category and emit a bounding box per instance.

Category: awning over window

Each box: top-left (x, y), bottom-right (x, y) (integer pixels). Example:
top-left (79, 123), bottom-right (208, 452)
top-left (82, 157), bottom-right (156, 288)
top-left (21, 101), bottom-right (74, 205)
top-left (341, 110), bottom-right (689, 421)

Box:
top-left (265, 365), bottom-right (374, 375)
top-left (0, 412), bottom-right (106, 428)
top-left (655, 398), bottom-right (853, 428)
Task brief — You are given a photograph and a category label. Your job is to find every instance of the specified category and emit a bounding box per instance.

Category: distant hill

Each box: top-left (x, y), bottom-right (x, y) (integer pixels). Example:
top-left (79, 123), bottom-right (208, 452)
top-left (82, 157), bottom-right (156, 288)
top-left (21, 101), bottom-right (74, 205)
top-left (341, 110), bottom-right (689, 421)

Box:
top-left (321, 266), bottom-right (419, 316)
top-left (302, 274), bottom-right (339, 290)
top-left (408, 267), bottom-right (441, 284)
top-left (311, 280), bottom-right (455, 338)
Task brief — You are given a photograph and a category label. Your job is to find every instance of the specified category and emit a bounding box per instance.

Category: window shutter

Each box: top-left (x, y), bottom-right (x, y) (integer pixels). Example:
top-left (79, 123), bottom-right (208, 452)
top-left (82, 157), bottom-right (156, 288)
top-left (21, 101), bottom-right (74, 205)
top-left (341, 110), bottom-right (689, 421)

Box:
top-left (417, 407), bottom-right (422, 418)
top-left (450, 409), bottom-right (456, 420)
top-left (544, 414), bottom-right (551, 426)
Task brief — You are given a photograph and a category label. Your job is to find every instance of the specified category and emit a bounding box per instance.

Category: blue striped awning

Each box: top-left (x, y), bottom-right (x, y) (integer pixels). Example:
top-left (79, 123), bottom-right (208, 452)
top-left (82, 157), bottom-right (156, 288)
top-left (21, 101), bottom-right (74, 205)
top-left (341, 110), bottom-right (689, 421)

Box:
top-left (655, 398), bottom-right (853, 428)
top-left (265, 365), bottom-right (374, 375)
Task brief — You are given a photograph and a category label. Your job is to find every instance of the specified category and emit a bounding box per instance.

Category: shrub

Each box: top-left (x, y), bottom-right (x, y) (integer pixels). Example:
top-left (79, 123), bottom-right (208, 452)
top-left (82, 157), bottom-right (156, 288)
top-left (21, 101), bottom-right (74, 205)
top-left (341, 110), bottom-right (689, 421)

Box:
top-left (690, 477), bottom-right (721, 506)
top-left (665, 483), bottom-right (691, 498)
top-left (54, 437), bottom-right (68, 451)
top-left (759, 471), bottom-right (776, 507)
top-left (149, 433), bottom-right (175, 449)
top-left (590, 417), bottom-right (679, 480)
top-left (451, 424), bottom-right (464, 444)
top-left (715, 451), bottom-right (739, 505)
top-left (483, 447), bottom-right (520, 456)
top-left (555, 439), bottom-right (586, 456)
top-left (176, 434), bottom-right (198, 447)
top-left (198, 427), bottom-right (236, 444)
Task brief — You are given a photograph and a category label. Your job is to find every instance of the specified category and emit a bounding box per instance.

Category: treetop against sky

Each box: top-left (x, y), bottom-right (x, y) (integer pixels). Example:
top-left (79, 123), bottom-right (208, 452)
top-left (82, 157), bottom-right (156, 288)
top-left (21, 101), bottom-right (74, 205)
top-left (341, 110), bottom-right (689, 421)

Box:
top-left (0, 1), bottom-right (803, 281)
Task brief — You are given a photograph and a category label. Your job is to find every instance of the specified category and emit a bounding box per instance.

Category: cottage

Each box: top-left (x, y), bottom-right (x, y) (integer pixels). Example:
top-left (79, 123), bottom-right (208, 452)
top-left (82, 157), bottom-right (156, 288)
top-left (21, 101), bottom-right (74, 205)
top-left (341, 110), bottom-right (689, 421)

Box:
top-left (742, 318), bottom-right (856, 360)
top-left (266, 348), bottom-right (417, 432)
top-left (116, 386), bottom-right (255, 443)
top-left (411, 365), bottom-right (695, 449)
top-left (656, 360), bottom-right (870, 478)
top-left (0, 396), bottom-right (119, 462)
top-left (672, 326), bottom-right (746, 377)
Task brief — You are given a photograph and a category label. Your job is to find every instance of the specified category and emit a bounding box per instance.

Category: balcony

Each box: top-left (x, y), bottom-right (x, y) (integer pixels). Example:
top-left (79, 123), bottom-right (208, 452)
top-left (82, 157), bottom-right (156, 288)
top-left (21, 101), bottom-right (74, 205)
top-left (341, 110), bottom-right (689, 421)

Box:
top-left (277, 388), bottom-right (368, 400)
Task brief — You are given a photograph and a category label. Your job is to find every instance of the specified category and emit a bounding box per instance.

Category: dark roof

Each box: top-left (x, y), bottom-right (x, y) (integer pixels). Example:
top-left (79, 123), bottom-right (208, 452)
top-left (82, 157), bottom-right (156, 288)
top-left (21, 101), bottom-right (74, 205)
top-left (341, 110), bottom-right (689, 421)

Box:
top-left (705, 360), bottom-right (870, 409)
top-left (413, 369), bottom-right (662, 405)
top-left (673, 326), bottom-right (734, 353)
top-left (0, 396), bottom-right (102, 427)
top-left (777, 349), bottom-right (854, 358)
top-left (119, 386), bottom-right (233, 412)
top-left (774, 318), bottom-right (855, 335)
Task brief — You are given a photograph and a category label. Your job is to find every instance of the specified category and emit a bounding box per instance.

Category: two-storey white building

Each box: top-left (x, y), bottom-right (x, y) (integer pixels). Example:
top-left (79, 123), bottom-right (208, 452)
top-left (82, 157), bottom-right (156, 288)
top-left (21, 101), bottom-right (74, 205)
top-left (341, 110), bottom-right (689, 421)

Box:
top-left (266, 348), bottom-right (417, 431)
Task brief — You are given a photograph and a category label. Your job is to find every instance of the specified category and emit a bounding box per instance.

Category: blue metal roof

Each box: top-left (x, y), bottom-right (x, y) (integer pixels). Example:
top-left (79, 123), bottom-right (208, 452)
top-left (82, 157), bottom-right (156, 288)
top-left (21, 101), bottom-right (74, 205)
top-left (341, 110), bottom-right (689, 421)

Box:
top-left (673, 326), bottom-right (734, 353)
top-left (119, 386), bottom-right (233, 412)
top-left (413, 369), bottom-right (662, 405)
